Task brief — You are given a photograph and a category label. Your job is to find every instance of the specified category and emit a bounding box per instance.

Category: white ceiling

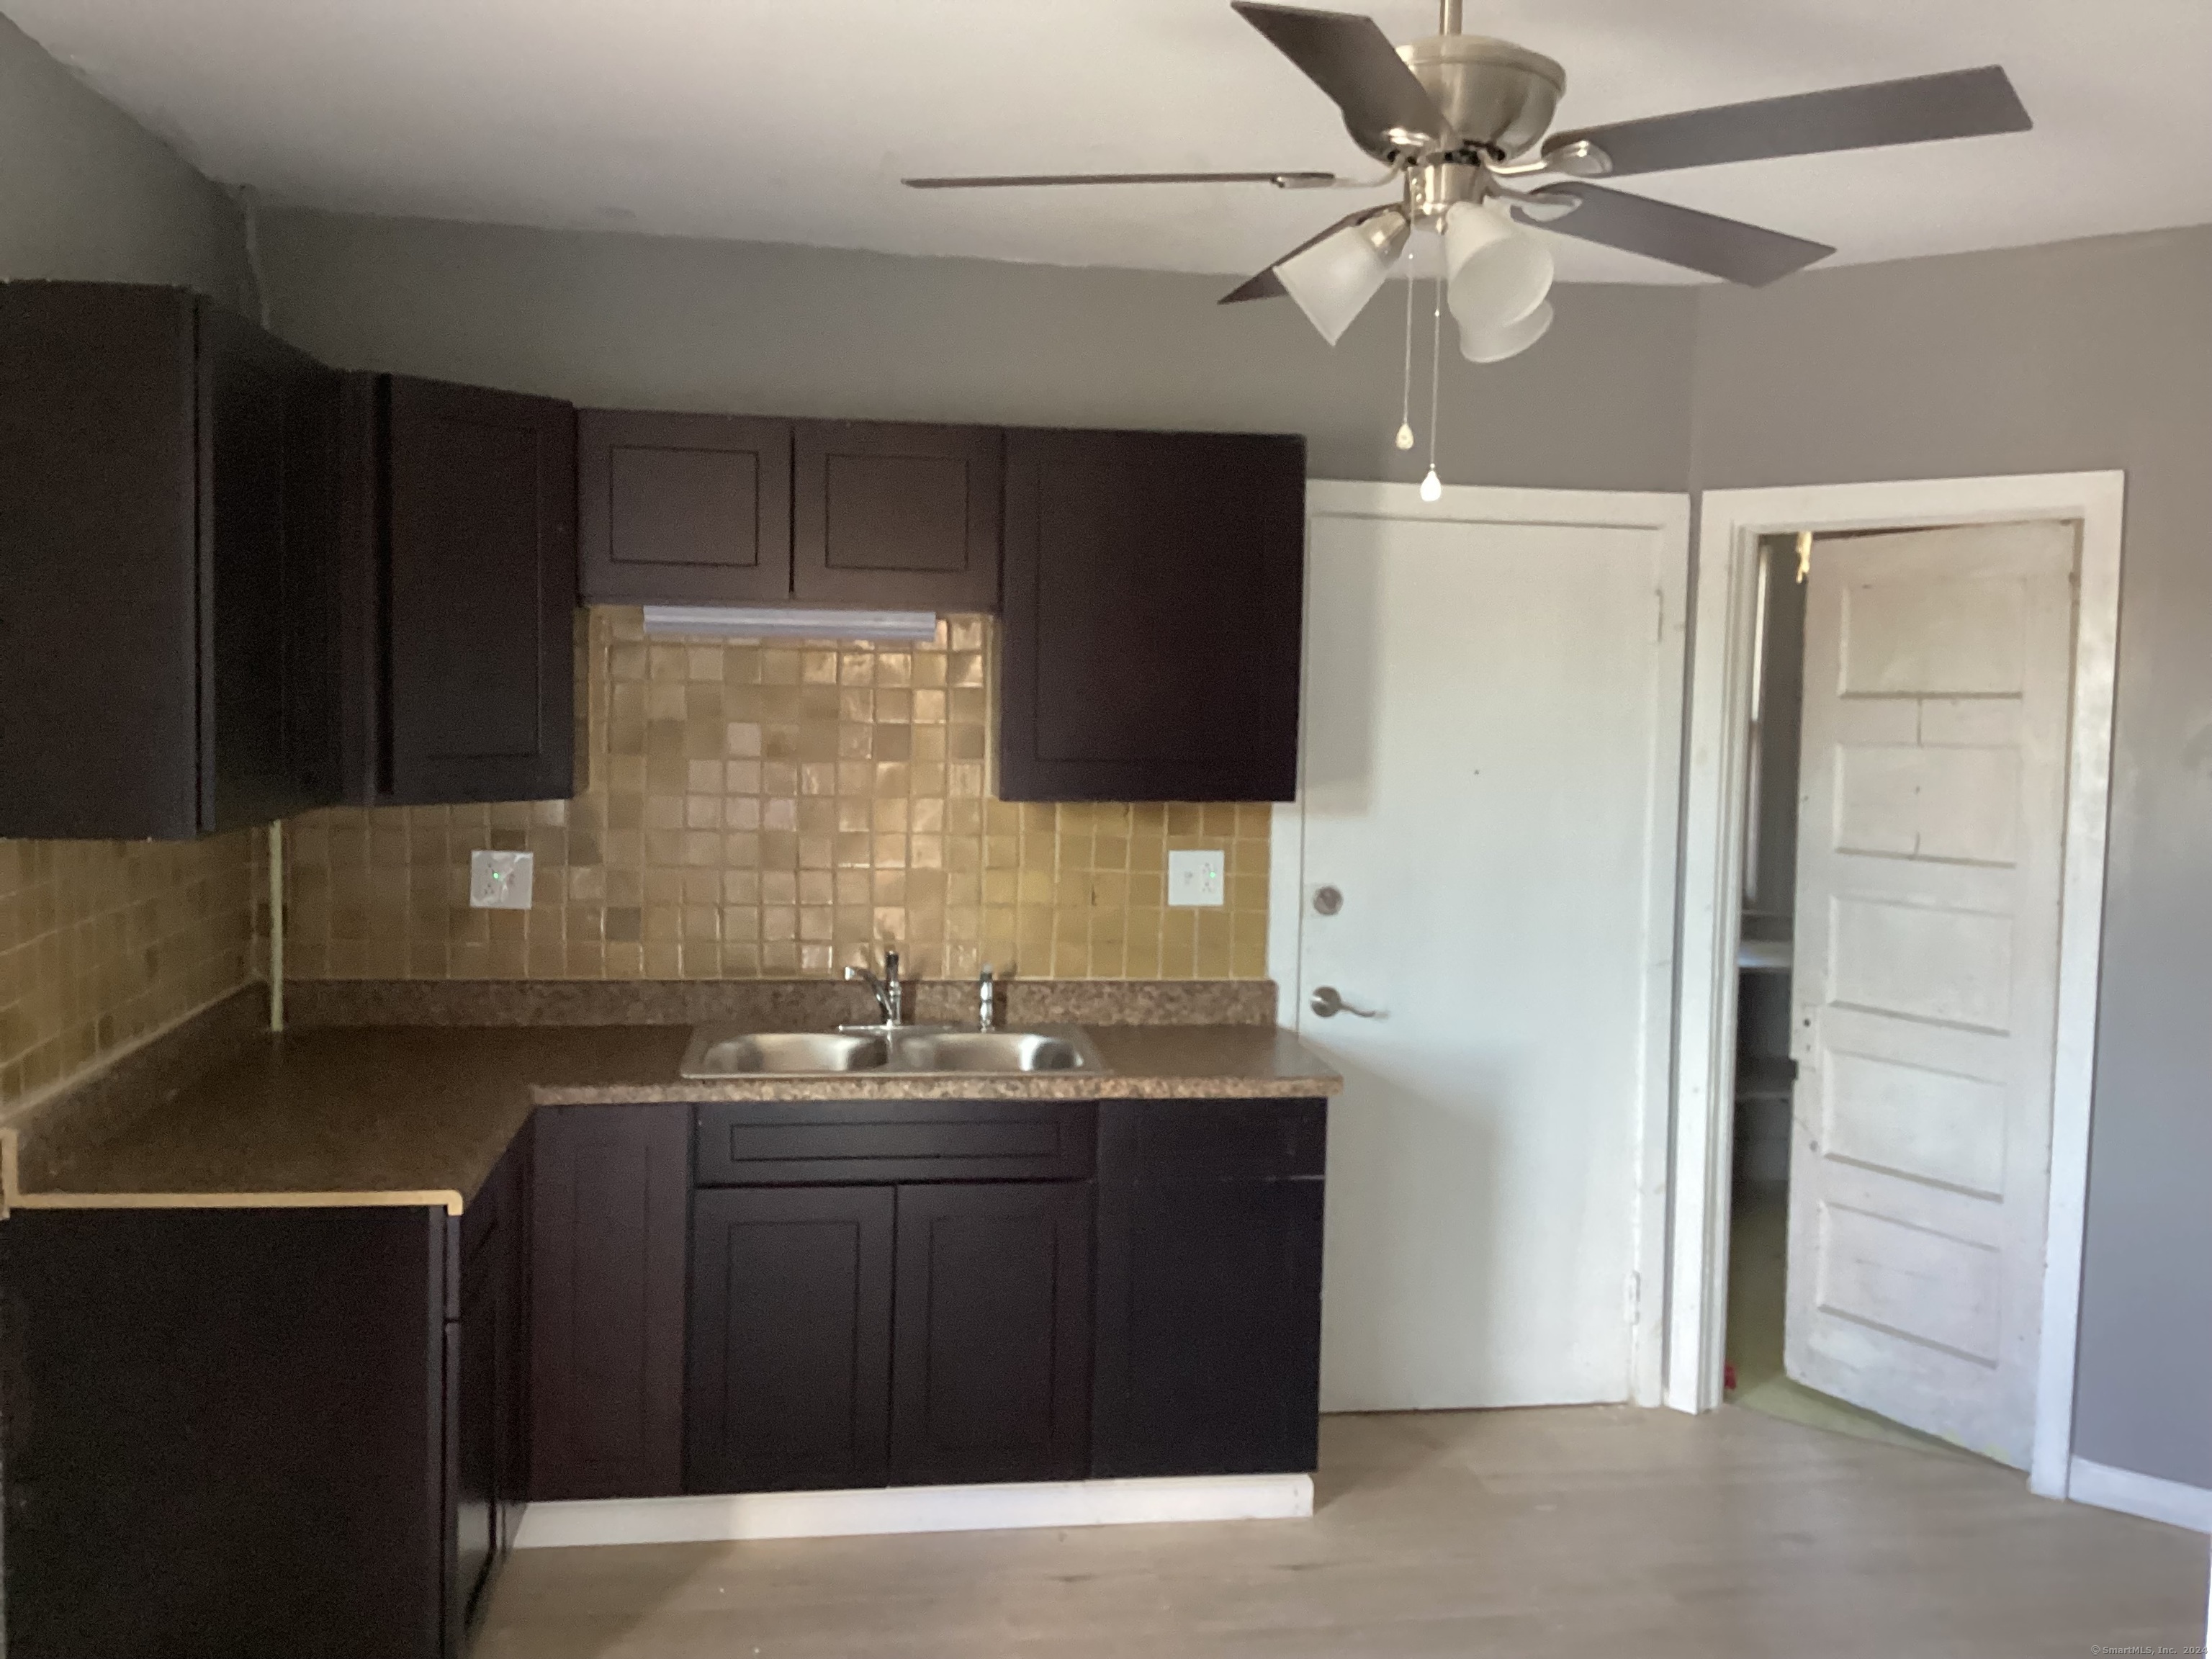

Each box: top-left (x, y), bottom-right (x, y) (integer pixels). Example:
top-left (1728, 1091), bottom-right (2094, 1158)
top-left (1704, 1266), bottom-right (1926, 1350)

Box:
top-left (10, 0), bottom-right (2212, 285)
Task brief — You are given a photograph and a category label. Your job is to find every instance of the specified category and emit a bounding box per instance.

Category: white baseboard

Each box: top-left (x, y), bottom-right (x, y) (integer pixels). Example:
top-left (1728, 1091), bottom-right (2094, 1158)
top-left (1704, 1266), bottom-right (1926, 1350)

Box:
top-left (513, 1472), bottom-right (1314, 1550)
top-left (2069, 1457), bottom-right (2212, 1534)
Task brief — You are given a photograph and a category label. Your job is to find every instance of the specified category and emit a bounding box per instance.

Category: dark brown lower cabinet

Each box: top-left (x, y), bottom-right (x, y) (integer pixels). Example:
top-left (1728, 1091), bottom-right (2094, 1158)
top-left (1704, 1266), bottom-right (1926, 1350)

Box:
top-left (891, 1182), bottom-right (1092, 1485)
top-left (529, 1103), bottom-right (691, 1500)
top-left (1, 1207), bottom-right (455, 1658)
top-left (450, 1133), bottom-right (531, 1655)
top-left (0, 1139), bottom-right (532, 1659)
top-left (686, 1185), bottom-right (896, 1493)
top-left (451, 1262), bottom-right (500, 1639)
top-left (683, 1179), bottom-right (1093, 1495)
top-left (1092, 1099), bottom-right (1327, 1478)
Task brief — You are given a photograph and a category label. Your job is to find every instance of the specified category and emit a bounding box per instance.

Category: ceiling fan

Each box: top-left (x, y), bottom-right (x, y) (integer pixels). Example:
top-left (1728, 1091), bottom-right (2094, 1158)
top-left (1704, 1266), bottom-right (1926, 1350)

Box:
top-left (907, 0), bottom-right (2032, 361)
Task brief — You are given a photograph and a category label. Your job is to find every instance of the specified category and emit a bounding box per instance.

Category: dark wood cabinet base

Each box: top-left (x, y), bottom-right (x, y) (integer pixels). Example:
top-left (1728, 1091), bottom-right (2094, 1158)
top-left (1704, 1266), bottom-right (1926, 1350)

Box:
top-left (0, 1093), bottom-right (1326, 1656)
top-left (0, 1208), bottom-right (452, 1658)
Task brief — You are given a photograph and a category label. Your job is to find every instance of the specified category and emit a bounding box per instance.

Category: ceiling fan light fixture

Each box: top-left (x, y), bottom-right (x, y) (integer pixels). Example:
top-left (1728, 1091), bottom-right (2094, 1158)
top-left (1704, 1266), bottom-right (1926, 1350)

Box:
top-left (1442, 199), bottom-right (1554, 333)
top-left (1276, 209), bottom-right (1410, 345)
top-left (1458, 298), bottom-right (1555, 363)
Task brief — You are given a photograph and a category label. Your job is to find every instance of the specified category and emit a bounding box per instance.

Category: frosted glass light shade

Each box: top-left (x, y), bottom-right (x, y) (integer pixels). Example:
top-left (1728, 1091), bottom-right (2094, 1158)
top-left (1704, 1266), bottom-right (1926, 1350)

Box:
top-left (1443, 201), bottom-right (1553, 334)
top-left (1458, 300), bottom-right (1555, 364)
top-left (1277, 212), bottom-right (1405, 346)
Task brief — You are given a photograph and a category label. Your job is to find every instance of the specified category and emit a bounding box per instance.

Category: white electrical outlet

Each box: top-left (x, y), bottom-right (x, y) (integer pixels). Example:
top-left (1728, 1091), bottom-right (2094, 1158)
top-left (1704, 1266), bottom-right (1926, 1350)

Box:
top-left (469, 850), bottom-right (534, 909)
top-left (1167, 848), bottom-right (1226, 907)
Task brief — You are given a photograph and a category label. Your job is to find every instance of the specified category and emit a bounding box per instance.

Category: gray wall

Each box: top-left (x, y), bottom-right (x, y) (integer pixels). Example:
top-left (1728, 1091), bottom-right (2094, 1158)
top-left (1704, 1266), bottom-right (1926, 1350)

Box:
top-left (1690, 224), bottom-right (2212, 1488)
top-left (0, 12), bottom-right (253, 305)
top-left (254, 208), bottom-right (1696, 493)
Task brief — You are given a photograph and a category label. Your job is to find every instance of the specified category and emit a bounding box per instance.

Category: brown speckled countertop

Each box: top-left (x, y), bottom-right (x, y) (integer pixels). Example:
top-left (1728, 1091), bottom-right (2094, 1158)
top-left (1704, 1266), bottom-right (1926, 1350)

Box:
top-left (17, 1022), bottom-right (1339, 1211)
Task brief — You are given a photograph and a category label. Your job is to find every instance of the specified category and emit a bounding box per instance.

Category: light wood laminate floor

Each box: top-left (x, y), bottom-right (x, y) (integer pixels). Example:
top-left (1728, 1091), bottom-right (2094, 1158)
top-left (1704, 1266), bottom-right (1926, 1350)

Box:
top-left (480, 1406), bottom-right (2203, 1658)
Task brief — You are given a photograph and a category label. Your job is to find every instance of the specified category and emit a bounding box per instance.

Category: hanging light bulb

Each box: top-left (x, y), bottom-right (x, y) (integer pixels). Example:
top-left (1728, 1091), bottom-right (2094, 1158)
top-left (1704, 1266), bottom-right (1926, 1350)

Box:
top-left (1395, 422), bottom-right (1416, 450)
top-left (1419, 467), bottom-right (1443, 502)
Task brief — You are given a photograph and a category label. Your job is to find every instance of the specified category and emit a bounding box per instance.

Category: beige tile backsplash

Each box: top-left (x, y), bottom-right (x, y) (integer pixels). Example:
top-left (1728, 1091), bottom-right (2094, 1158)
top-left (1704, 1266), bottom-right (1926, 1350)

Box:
top-left (283, 610), bottom-right (1271, 984)
top-left (0, 832), bottom-right (261, 1107)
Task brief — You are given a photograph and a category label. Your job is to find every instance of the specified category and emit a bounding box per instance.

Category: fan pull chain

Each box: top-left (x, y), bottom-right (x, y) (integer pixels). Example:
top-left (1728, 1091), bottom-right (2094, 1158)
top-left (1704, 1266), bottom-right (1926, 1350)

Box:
top-left (1394, 243), bottom-right (1416, 451)
top-left (1420, 262), bottom-right (1444, 502)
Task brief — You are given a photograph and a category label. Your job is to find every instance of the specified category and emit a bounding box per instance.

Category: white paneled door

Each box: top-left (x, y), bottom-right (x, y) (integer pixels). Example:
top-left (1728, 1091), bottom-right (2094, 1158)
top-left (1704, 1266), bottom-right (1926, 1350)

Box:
top-left (1788, 521), bottom-right (2077, 1467)
top-left (1292, 486), bottom-right (1685, 1412)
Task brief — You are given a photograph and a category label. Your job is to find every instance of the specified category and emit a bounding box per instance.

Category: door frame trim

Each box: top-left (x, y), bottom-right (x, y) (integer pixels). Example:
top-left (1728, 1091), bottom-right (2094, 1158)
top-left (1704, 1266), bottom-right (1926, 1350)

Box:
top-left (1276, 480), bottom-right (1694, 1408)
top-left (1667, 470), bottom-right (2126, 1501)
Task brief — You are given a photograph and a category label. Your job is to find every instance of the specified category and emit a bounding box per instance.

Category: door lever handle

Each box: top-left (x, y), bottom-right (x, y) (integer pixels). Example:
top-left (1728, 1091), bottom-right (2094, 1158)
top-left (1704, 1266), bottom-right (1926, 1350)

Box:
top-left (1310, 986), bottom-right (1382, 1020)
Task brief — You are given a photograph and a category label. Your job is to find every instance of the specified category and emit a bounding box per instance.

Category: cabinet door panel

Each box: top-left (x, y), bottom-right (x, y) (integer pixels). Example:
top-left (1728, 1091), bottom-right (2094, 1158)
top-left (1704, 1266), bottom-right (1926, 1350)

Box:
top-left (999, 428), bottom-right (1303, 801)
top-left (386, 375), bottom-right (576, 803)
top-left (530, 1104), bottom-right (689, 1501)
top-left (579, 410), bottom-right (792, 603)
top-left (0, 284), bottom-right (199, 837)
top-left (0, 284), bottom-right (341, 839)
top-left (890, 1183), bottom-right (1091, 1485)
top-left (687, 1186), bottom-right (894, 1493)
top-left (0, 1208), bottom-right (449, 1659)
top-left (201, 305), bottom-right (343, 832)
top-left (792, 421), bottom-right (1001, 608)
top-left (1092, 1175), bottom-right (1324, 1478)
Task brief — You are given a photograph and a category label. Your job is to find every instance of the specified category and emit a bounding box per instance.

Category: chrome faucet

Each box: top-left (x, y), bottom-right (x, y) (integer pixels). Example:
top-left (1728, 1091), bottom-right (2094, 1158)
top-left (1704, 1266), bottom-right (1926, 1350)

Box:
top-left (845, 948), bottom-right (904, 1027)
top-left (977, 963), bottom-right (997, 1032)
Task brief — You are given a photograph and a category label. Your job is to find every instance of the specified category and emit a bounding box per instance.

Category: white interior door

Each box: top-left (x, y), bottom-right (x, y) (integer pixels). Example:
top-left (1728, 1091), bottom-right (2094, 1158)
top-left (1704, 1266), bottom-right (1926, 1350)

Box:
top-left (1788, 520), bottom-right (2077, 1467)
top-left (1295, 488), bottom-right (1684, 1412)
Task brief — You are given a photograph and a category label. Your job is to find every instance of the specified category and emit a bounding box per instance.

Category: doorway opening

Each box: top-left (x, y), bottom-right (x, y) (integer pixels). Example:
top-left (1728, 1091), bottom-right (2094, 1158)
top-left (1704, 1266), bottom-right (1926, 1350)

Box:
top-left (1668, 474), bottom-right (2125, 1500)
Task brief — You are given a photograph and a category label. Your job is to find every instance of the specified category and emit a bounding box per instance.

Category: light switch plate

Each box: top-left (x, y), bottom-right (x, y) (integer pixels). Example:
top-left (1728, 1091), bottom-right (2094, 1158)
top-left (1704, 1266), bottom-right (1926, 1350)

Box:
top-left (469, 850), bottom-right (534, 909)
top-left (1167, 848), bottom-right (1226, 908)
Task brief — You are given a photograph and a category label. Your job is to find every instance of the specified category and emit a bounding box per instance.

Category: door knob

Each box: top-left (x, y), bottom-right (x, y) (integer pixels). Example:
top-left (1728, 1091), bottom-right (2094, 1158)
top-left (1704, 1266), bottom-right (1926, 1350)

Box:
top-left (1310, 986), bottom-right (1382, 1020)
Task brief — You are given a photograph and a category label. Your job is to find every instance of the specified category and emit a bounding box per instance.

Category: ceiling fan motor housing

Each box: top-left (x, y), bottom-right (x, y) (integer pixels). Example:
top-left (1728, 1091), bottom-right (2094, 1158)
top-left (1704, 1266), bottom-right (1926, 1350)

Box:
top-left (1377, 34), bottom-right (1565, 161)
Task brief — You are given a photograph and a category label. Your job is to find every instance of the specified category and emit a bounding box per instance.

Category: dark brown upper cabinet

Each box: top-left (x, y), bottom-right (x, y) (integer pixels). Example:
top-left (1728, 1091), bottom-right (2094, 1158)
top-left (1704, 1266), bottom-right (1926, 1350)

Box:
top-left (341, 373), bottom-right (578, 806)
top-left (999, 428), bottom-right (1305, 803)
top-left (577, 410), bottom-right (791, 604)
top-left (792, 421), bottom-right (1001, 609)
top-left (0, 282), bottom-right (342, 840)
top-left (577, 411), bottom-right (1001, 613)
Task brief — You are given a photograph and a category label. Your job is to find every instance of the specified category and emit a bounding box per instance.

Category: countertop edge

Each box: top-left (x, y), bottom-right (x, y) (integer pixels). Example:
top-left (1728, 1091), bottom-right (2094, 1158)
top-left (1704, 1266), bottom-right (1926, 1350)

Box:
top-left (4, 1021), bottom-right (1341, 1213)
top-left (530, 1076), bottom-right (1343, 1105)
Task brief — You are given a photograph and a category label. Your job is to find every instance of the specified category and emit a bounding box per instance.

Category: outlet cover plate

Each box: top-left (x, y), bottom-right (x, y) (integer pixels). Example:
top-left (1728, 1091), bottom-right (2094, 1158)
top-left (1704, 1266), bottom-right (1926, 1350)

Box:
top-left (1167, 848), bottom-right (1226, 908)
top-left (469, 850), bottom-right (534, 909)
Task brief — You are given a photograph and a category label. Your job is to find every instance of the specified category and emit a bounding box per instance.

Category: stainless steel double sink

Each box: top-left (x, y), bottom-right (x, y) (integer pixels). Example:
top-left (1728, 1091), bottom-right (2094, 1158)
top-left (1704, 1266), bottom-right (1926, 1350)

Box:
top-left (678, 1024), bottom-right (1105, 1079)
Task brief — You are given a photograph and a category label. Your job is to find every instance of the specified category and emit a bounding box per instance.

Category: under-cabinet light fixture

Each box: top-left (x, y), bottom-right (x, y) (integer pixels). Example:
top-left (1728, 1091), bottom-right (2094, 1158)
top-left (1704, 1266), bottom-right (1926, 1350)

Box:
top-left (641, 606), bottom-right (942, 643)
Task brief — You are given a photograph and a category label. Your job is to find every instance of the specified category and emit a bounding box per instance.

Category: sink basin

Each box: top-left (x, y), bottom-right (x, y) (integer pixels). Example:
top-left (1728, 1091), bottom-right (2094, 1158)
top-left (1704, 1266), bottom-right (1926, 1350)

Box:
top-left (678, 1024), bottom-right (1104, 1079)
top-left (886, 1030), bottom-right (1092, 1074)
top-left (681, 1030), bottom-right (889, 1076)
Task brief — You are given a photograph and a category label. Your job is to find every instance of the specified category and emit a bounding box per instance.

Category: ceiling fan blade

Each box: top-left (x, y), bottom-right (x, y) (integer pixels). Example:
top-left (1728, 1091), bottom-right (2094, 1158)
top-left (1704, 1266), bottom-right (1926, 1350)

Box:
top-left (1231, 1), bottom-right (1456, 149)
top-left (1516, 184), bottom-right (1834, 287)
top-left (904, 170), bottom-right (1337, 189)
top-left (1216, 206), bottom-right (1389, 305)
top-left (1550, 66), bottom-right (2031, 178)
